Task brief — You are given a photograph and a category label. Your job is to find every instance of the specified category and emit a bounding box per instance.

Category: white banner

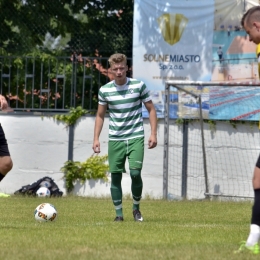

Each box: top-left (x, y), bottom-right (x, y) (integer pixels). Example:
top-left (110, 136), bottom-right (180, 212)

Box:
top-left (133, 0), bottom-right (215, 90)
top-left (134, 0), bottom-right (260, 120)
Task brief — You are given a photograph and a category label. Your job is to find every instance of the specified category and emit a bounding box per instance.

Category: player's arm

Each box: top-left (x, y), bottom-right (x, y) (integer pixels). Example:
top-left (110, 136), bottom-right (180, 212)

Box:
top-left (0, 95), bottom-right (8, 110)
top-left (257, 44), bottom-right (260, 59)
top-left (257, 44), bottom-right (260, 63)
top-left (92, 104), bottom-right (107, 153)
top-left (144, 100), bottom-right (157, 149)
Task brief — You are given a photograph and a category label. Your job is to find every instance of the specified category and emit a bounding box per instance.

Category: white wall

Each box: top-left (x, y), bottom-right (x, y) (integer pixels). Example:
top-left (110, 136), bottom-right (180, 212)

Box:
top-left (166, 121), bottom-right (259, 199)
top-left (0, 114), bottom-right (164, 198)
top-left (0, 114), bottom-right (256, 199)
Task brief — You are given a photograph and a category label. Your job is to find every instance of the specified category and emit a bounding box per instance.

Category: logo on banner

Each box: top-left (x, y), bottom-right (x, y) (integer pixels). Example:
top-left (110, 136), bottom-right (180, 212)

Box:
top-left (157, 13), bottom-right (188, 45)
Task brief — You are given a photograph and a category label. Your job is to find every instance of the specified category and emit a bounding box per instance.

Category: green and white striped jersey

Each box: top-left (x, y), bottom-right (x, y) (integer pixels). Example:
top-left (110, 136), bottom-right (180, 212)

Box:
top-left (98, 77), bottom-right (151, 140)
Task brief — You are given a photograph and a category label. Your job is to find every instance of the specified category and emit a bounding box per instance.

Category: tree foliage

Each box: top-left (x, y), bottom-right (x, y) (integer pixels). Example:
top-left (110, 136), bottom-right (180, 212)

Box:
top-left (0, 0), bottom-right (133, 56)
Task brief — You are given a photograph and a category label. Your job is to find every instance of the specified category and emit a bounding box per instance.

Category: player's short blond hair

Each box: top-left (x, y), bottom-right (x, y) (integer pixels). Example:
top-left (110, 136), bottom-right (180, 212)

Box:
top-left (108, 53), bottom-right (127, 66)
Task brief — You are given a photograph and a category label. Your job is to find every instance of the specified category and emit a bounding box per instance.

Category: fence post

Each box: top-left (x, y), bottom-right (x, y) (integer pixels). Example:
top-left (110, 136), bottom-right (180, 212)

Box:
top-left (68, 125), bottom-right (74, 161)
top-left (198, 95), bottom-right (209, 197)
top-left (71, 52), bottom-right (78, 108)
top-left (181, 120), bottom-right (188, 198)
top-left (163, 83), bottom-right (170, 199)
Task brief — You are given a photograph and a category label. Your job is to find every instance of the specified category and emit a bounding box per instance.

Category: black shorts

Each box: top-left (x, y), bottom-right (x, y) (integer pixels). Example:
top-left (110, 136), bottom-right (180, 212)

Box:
top-left (256, 154), bottom-right (260, 168)
top-left (0, 124), bottom-right (10, 156)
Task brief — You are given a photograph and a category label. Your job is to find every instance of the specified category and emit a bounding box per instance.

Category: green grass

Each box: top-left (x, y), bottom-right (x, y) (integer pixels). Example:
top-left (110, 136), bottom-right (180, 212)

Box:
top-left (0, 196), bottom-right (257, 260)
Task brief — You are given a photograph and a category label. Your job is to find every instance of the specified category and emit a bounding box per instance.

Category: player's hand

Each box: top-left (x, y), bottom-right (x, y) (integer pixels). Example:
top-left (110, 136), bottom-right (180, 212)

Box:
top-left (148, 134), bottom-right (157, 149)
top-left (92, 141), bottom-right (101, 153)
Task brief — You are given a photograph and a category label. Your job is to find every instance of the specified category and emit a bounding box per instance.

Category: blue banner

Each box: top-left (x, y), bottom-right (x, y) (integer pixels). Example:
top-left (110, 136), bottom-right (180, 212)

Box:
top-left (134, 0), bottom-right (260, 120)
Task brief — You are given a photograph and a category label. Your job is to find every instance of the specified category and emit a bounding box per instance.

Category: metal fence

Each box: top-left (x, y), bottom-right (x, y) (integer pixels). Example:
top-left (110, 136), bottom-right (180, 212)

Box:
top-left (163, 80), bottom-right (260, 200)
top-left (1, 55), bottom-right (257, 112)
top-left (0, 55), bottom-right (133, 112)
top-left (0, 1), bottom-right (134, 112)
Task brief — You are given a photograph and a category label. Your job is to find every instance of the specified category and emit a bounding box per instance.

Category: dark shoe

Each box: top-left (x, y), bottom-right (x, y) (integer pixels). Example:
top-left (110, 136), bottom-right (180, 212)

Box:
top-left (133, 210), bottom-right (143, 222)
top-left (114, 216), bottom-right (124, 222)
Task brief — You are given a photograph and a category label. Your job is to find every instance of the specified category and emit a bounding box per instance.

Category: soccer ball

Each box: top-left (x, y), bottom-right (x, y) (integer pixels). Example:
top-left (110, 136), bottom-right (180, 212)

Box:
top-left (36, 187), bottom-right (51, 197)
top-left (34, 203), bottom-right (58, 222)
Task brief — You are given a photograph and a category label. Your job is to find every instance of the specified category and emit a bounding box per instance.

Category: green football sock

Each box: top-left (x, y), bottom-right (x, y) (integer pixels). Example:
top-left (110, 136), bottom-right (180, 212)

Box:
top-left (130, 169), bottom-right (143, 211)
top-left (110, 173), bottom-right (123, 217)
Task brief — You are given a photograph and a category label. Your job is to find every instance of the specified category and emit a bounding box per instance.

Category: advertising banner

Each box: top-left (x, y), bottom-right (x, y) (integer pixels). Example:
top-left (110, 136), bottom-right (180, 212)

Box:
top-left (133, 0), bottom-right (260, 120)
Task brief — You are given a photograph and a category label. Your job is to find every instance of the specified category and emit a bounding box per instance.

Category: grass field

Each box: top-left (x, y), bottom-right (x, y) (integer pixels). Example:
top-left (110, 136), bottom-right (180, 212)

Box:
top-left (0, 196), bottom-right (258, 260)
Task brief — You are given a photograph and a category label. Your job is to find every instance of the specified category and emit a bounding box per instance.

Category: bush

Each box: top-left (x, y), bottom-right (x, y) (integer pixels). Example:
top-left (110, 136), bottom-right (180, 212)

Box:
top-left (61, 154), bottom-right (109, 193)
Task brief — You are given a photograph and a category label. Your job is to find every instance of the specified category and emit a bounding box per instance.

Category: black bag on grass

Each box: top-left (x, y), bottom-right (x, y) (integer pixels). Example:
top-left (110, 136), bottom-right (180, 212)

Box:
top-left (14, 176), bottom-right (63, 197)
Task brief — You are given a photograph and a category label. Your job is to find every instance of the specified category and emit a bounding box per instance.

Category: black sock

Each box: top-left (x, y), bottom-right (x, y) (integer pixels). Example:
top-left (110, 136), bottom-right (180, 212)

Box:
top-left (251, 189), bottom-right (260, 226)
top-left (0, 173), bottom-right (5, 182)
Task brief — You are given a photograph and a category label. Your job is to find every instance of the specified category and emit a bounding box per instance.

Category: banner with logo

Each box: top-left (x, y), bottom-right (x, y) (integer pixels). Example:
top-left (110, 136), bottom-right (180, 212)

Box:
top-left (133, 0), bottom-right (214, 85)
top-left (133, 0), bottom-right (260, 120)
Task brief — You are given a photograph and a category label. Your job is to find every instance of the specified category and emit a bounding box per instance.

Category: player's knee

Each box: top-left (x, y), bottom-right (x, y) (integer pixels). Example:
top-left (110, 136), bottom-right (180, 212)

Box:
top-left (253, 177), bottom-right (260, 190)
top-left (130, 169), bottom-right (141, 178)
top-left (0, 157), bottom-right (13, 174)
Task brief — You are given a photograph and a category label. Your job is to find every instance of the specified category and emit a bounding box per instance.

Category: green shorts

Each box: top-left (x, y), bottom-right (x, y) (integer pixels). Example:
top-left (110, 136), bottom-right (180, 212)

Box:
top-left (108, 137), bottom-right (144, 173)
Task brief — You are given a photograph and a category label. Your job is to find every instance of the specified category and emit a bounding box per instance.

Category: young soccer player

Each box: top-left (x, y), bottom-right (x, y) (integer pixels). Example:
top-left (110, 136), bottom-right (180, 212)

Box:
top-left (92, 53), bottom-right (157, 222)
top-left (0, 94), bottom-right (13, 183)
top-left (235, 6), bottom-right (260, 254)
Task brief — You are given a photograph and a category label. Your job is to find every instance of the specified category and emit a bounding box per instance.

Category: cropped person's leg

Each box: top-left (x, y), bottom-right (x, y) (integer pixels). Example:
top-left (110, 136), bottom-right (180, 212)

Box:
top-left (245, 164), bottom-right (260, 249)
top-left (0, 124), bottom-right (13, 182)
top-left (236, 156), bottom-right (260, 254)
